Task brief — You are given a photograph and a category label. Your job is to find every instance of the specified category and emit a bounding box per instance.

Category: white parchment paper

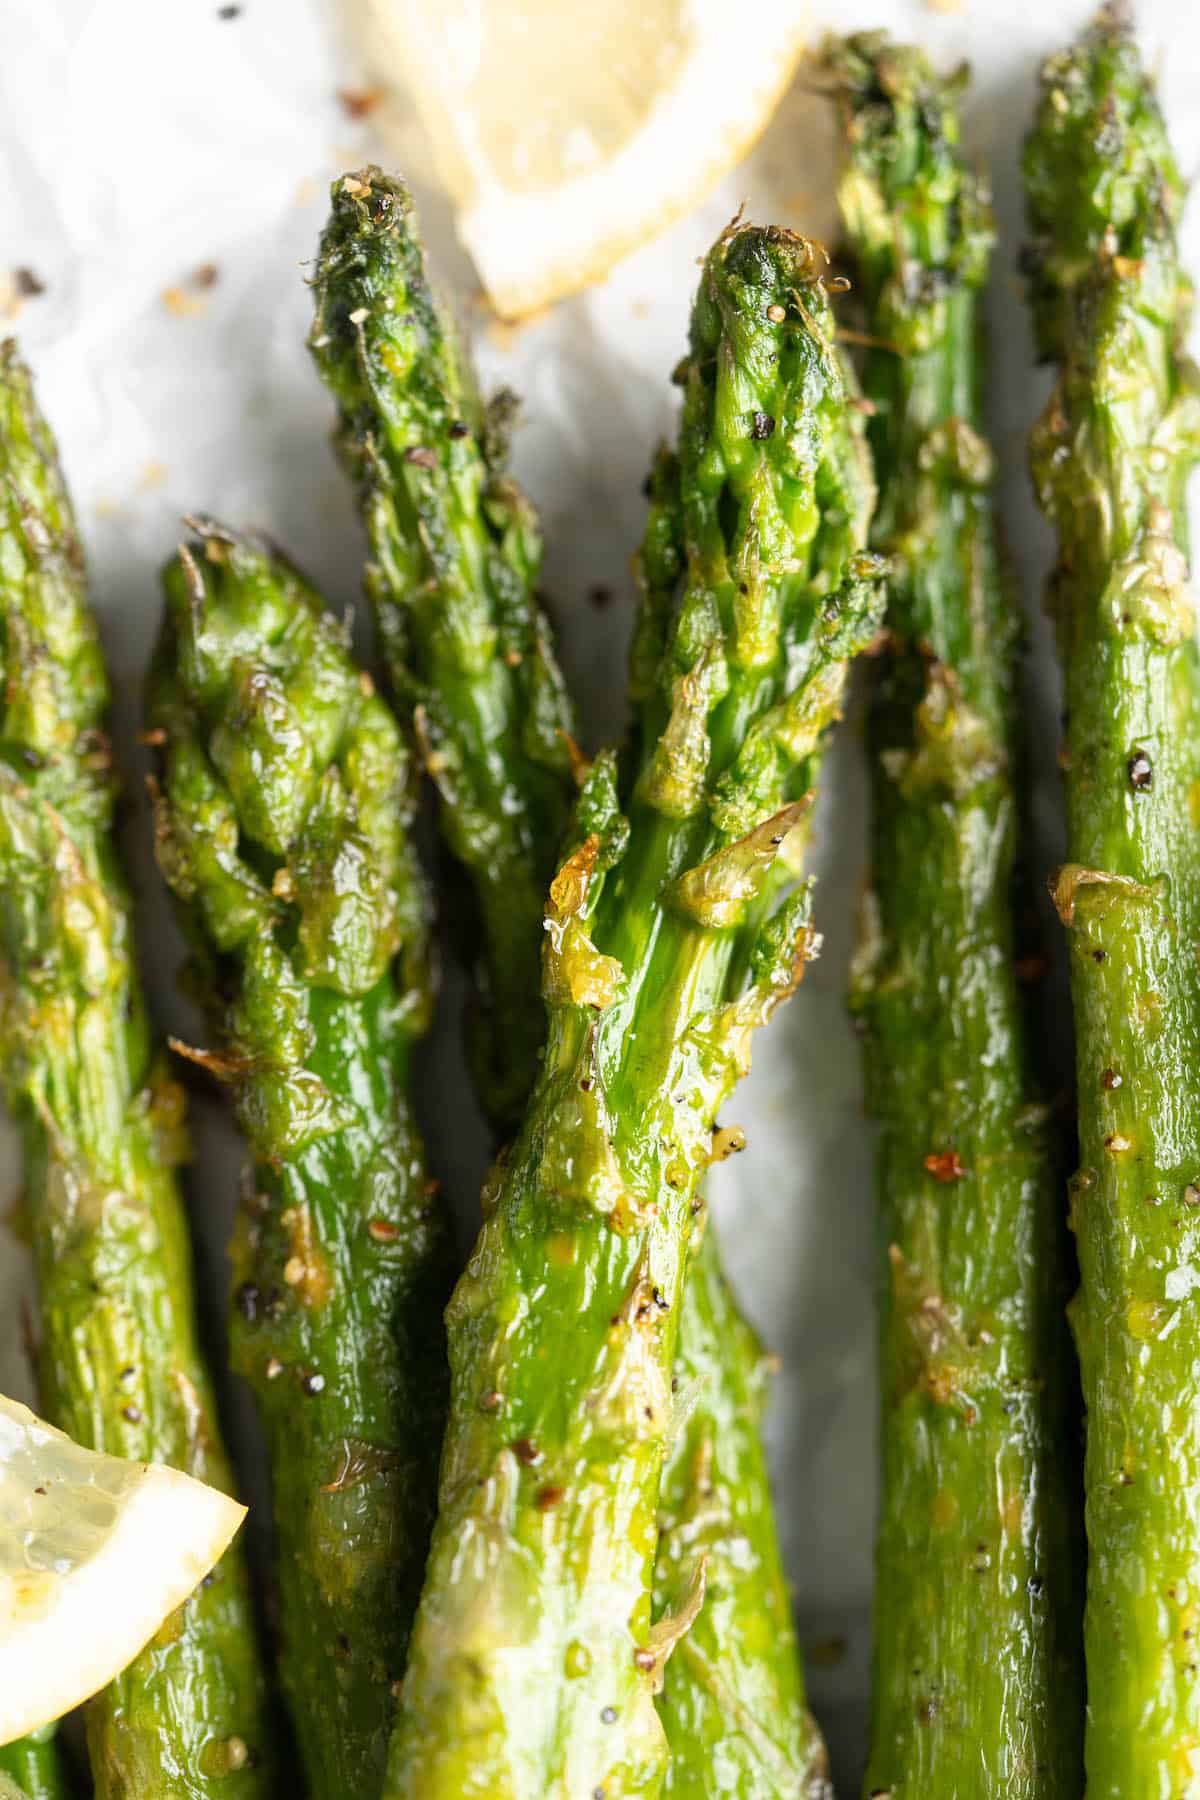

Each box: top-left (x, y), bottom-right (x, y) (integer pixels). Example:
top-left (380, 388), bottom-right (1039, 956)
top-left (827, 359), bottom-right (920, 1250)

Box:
top-left (3, 1), bottom-right (1199, 1786)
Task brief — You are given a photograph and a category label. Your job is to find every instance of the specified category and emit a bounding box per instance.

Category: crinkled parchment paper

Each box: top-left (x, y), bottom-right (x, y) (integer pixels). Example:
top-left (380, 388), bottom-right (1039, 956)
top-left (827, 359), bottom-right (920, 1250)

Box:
top-left (2, 1), bottom-right (1198, 1785)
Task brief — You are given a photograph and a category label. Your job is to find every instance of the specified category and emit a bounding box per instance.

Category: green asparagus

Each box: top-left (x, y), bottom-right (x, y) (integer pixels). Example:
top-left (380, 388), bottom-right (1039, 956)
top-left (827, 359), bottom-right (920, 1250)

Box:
top-left (317, 205), bottom-right (880, 1797)
top-left (147, 520), bottom-right (451, 1797)
top-left (1024, 9), bottom-right (1200, 1792)
top-left (311, 171), bottom-right (574, 1135)
top-left (0, 346), bottom-right (276, 1797)
top-left (310, 169), bottom-right (832, 1797)
top-left (0, 1727), bottom-right (69, 1800)
top-left (826, 36), bottom-right (1084, 1795)
top-left (638, 446), bottom-right (833, 1800)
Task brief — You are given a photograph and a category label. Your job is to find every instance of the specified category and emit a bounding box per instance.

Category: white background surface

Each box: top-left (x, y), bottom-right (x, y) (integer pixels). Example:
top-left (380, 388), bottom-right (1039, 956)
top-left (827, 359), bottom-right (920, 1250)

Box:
top-left (2, 1), bottom-right (1198, 1787)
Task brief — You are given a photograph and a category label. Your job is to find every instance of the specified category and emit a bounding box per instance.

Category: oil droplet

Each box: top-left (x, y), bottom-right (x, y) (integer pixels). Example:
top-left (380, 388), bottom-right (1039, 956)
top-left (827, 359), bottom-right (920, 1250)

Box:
top-left (199, 1736), bottom-right (249, 1777)
top-left (565, 1640), bottom-right (592, 1678)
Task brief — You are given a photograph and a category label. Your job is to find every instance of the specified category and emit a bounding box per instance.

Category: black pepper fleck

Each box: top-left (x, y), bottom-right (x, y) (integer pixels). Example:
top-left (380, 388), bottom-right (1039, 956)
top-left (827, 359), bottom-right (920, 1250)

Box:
top-left (1127, 750), bottom-right (1153, 791)
top-left (751, 410), bottom-right (776, 440)
top-left (601, 1706), bottom-right (617, 1725)
top-left (234, 1281), bottom-right (261, 1323)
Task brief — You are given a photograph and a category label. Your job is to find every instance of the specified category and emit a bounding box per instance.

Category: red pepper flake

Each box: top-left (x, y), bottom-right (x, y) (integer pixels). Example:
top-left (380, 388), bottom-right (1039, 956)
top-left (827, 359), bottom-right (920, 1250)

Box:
top-left (1102, 1068), bottom-right (1122, 1090)
top-left (924, 1150), bottom-right (966, 1183)
top-left (535, 1485), bottom-right (565, 1511)
top-left (512, 1437), bottom-right (542, 1466)
top-left (632, 1647), bottom-right (656, 1672)
top-left (367, 1218), bottom-right (399, 1242)
top-left (338, 87), bottom-right (384, 121)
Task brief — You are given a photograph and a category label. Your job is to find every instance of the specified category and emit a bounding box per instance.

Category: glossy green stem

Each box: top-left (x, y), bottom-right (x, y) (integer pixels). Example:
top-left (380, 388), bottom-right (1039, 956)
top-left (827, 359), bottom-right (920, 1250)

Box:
top-left (350, 217), bottom-right (880, 1800)
top-left (309, 171), bottom-right (834, 1798)
top-left (1024, 10), bottom-right (1200, 1794)
top-left (0, 345), bottom-right (276, 1798)
top-left (655, 1224), bottom-right (826, 1796)
top-left (0, 1726), bottom-right (71, 1800)
top-left (310, 176), bottom-right (573, 1135)
top-left (638, 432), bottom-right (833, 1800)
top-left (826, 36), bottom-right (1085, 1796)
top-left (148, 522), bottom-right (452, 1798)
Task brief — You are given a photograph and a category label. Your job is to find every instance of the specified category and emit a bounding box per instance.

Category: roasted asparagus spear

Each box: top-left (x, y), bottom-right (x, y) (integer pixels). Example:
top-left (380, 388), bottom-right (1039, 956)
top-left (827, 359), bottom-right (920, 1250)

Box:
top-left (0, 1727), bottom-right (70, 1800)
top-left (148, 521), bottom-right (451, 1798)
top-left (310, 169), bottom-right (832, 1797)
top-left (317, 204), bottom-right (882, 1797)
top-left (1024, 9), bottom-right (1200, 1792)
top-left (826, 36), bottom-right (1084, 1795)
top-left (0, 346), bottom-right (276, 1797)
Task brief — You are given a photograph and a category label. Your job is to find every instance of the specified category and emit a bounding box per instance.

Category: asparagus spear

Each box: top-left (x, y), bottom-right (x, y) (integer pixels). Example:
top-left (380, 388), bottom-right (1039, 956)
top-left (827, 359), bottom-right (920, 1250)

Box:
top-left (0, 346), bottom-right (277, 1796)
top-left (638, 444), bottom-right (833, 1800)
top-left (311, 172), bottom-right (574, 1133)
top-left (825, 37), bottom-right (1084, 1795)
top-left (147, 520), bottom-right (451, 1797)
top-left (1024, 10), bottom-right (1200, 1791)
top-left (310, 170), bottom-right (832, 1797)
top-left (320, 203), bottom-right (880, 1797)
top-left (0, 1727), bottom-right (69, 1800)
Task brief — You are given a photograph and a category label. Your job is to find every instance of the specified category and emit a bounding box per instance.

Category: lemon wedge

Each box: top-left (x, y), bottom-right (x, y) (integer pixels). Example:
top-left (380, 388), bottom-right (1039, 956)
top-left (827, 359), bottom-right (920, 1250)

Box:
top-left (0, 1395), bottom-right (247, 1746)
top-left (358, 0), bottom-right (809, 317)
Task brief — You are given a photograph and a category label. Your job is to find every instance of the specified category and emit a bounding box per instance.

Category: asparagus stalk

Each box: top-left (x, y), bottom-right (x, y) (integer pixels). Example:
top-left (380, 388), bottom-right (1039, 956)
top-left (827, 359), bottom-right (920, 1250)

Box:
top-left (0, 1727), bottom-right (70, 1800)
top-left (0, 346), bottom-right (277, 1796)
top-left (637, 442), bottom-right (833, 1800)
top-left (147, 521), bottom-right (452, 1797)
top-left (310, 170), bottom-right (833, 1797)
top-left (825, 37), bottom-right (1084, 1795)
top-left (310, 171), bottom-right (574, 1134)
top-left (321, 201), bottom-right (881, 1797)
top-left (1024, 10), bottom-right (1200, 1791)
